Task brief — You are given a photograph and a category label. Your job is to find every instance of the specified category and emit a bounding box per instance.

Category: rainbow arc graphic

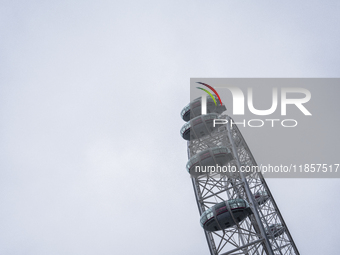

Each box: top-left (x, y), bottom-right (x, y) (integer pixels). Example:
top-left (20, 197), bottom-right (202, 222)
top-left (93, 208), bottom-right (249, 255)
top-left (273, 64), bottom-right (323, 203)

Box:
top-left (196, 82), bottom-right (223, 106)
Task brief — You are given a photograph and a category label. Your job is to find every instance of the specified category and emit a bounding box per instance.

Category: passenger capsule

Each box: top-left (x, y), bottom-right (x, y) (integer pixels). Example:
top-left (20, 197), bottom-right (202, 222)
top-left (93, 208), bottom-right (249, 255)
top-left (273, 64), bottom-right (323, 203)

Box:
top-left (266, 224), bottom-right (285, 239)
top-left (180, 113), bottom-right (219, 141)
top-left (254, 191), bottom-right (269, 205)
top-left (200, 199), bottom-right (252, 232)
top-left (180, 96), bottom-right (226, 122)
top-left (186, 147), bottom-right (233, 177)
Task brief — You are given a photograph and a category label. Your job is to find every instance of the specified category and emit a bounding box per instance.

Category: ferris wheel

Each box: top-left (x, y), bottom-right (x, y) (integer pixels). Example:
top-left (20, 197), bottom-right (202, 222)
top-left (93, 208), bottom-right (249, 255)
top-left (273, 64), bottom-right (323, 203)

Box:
top-left (180, 94), bottom-right (299, 255)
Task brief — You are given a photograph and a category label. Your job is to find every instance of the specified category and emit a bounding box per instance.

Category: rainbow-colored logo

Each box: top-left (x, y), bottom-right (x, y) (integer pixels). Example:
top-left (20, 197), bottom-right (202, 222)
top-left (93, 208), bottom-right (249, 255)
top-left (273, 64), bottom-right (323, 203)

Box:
top-left (196, 82), bottom-right (223, 106)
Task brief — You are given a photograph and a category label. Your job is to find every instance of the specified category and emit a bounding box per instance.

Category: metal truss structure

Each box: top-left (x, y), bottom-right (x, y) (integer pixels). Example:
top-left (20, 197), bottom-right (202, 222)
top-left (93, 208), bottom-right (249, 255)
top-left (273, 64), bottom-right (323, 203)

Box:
top-left (186, 115), bottom-right (299, 255)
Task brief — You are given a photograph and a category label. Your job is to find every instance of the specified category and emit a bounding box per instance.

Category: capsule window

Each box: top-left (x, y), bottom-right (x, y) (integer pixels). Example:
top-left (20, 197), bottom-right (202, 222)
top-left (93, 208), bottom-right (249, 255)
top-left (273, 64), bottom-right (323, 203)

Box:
top-left (229, 203), bottom-right (236, 209)
top-left (202, 114), bottom-right (212, 121)
top-left (200, 152), bottom-right (211, 160)
top-left (192, 118), bottom-right (203, 125)
top-left (192, 101), bottom-right (200, 107)
top-left (189, 163), bottom-right (199, 172)
top-left (207, 211), bottom-right (213, 220)
top-left (181, 104), bottom-right (190, 115)
top-left (214, 148), bottom-right (221, 154)
top-left (180, 123), bottom-right (190, 134)
top-left (216, 206), bottom-right (227, 215)
top-left (187, 156), bottom-right (199, 169)
top-left (212, 148), bottom-right (219, 153)
top-left (208, 115), bottom-right (215, 120)
top-left (228, 199), bottom-right (246, 209)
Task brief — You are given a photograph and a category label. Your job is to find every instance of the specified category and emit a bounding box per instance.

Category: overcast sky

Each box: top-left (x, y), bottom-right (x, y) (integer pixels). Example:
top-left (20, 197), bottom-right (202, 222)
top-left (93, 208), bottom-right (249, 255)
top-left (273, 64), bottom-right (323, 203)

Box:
top-left (1, 1), bottom-right (340, 255)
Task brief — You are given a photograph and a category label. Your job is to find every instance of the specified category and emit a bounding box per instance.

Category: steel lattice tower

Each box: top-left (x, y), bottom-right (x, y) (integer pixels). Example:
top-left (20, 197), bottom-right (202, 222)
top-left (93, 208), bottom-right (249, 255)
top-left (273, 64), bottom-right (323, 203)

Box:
top-left (180, 96), bottom-right (299, 255)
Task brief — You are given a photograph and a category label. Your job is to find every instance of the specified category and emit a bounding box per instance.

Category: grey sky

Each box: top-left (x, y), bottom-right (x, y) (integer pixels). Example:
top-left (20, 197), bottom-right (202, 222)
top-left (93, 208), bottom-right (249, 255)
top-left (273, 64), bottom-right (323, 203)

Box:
top-left (1, 1), bottom-right (339, 254)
